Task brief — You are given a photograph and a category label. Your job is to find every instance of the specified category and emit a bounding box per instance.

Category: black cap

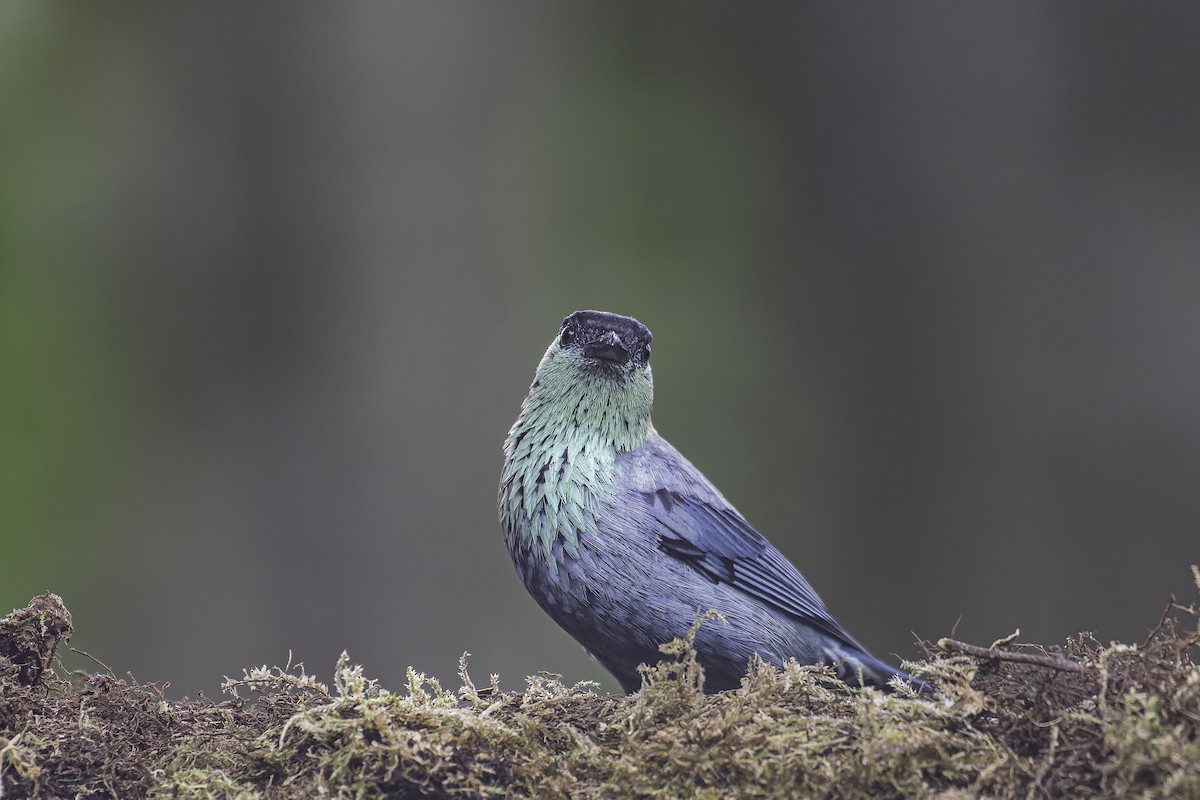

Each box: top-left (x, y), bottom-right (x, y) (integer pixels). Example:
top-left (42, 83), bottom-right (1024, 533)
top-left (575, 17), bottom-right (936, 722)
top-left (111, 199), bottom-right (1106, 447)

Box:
top-left (560, 310), bottom-right (652, 366)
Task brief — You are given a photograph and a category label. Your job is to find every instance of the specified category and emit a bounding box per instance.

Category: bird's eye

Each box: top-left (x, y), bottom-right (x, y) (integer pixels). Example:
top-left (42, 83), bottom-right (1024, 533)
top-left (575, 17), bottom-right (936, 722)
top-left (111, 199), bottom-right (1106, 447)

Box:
top-left (559, 325), bottom-right (576, 346)
top-left (640, 344), bottom-right (651, 363)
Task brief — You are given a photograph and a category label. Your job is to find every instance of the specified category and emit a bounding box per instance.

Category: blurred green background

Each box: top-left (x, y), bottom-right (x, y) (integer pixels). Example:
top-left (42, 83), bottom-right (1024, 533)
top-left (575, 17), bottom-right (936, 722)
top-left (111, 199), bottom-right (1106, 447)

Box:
top-left (2, 2), bottom-right (1198, 697)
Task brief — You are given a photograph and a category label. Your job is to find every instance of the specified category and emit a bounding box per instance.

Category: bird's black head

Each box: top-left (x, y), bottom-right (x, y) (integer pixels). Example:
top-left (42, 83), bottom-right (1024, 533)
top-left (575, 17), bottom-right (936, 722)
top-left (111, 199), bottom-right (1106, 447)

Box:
top-left (557, 310), bottom-right (653, 370)
top-left (523, 310), bottom-right (655, 446)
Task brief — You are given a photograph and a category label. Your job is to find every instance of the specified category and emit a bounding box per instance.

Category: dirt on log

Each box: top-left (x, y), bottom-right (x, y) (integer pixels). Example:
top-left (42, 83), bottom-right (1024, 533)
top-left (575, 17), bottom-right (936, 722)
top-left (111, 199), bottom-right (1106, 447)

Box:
top-left (1, 574), bottom-right (1199, 799)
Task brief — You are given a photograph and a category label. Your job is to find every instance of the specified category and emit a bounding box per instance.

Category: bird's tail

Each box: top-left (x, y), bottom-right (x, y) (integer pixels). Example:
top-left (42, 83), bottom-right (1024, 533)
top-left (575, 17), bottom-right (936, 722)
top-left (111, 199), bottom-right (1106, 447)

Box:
top-left (836, 650), bottom-right (933, 695)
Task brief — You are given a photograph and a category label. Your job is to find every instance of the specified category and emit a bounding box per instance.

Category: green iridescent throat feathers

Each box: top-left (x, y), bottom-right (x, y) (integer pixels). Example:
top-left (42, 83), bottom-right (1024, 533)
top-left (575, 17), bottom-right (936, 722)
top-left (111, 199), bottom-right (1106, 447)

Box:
top-left (500, 340), bottom-right (653, 564)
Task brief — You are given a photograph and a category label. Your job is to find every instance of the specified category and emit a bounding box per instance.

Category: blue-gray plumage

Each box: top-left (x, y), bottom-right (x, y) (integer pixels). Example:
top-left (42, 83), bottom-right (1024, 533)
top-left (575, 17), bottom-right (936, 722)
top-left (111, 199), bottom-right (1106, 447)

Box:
top-left (499, 310), bottom-right (921, 693)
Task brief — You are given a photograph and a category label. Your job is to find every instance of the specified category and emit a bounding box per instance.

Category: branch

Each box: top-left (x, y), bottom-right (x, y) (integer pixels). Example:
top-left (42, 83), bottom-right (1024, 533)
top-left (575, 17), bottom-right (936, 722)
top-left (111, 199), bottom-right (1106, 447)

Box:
top-left (937, 637), bottom-right (1084, 673)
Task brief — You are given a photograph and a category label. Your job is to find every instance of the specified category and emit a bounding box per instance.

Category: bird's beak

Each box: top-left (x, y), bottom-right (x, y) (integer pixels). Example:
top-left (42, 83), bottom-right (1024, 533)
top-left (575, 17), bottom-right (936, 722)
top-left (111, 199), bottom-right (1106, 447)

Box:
top-left (583, 332), bottom-right (630, 365)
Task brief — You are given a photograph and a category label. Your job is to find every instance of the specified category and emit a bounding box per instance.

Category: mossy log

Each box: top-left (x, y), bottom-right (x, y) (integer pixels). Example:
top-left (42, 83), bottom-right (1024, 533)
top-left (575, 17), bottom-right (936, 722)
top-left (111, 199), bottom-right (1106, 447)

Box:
top-left (2, 573), bottom-right (1198, 799)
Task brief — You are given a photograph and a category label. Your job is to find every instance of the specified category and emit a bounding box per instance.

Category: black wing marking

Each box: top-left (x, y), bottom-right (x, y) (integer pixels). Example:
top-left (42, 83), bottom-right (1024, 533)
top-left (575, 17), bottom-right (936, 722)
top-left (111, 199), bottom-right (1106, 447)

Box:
top-left (643, 488), bottom-right (867, 653)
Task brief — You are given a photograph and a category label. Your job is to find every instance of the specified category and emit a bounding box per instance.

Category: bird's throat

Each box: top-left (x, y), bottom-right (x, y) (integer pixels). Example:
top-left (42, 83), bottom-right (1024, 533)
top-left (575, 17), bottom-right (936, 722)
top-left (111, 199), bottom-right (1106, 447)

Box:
top-left (499, 371), bottom-right (652, 563)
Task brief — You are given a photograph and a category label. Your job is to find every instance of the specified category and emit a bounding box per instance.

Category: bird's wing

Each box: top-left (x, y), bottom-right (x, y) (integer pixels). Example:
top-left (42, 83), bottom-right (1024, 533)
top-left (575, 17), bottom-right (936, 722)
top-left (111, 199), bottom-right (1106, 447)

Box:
top-left (626, 437), bottom-right (868, 654)
top-left (642, 488), bottom-right (867, 651)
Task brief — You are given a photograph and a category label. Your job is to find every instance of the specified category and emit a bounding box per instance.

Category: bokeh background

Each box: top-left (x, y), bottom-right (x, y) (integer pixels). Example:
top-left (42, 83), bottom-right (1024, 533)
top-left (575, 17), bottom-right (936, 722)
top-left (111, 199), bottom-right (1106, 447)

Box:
top-left (3, 3), bottom-right (1198, 698)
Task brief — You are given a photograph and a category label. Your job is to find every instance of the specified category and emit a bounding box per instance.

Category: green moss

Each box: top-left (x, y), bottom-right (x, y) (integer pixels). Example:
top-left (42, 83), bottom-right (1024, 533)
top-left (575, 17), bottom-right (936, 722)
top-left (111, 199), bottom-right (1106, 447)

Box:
top-left (3, 572), bottom-right (1200, 798)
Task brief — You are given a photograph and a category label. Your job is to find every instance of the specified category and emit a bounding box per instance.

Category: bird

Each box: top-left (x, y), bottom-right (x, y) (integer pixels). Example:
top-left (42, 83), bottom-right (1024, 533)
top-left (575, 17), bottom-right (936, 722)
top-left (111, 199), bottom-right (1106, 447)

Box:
top-left (499, 310), bottom-right (923, 694)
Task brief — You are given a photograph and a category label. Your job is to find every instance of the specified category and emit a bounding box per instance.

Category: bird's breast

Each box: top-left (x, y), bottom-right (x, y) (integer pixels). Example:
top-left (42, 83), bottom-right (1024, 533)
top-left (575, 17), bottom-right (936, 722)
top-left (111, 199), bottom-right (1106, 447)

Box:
top-left (500, 427), bottom-right (619, 563)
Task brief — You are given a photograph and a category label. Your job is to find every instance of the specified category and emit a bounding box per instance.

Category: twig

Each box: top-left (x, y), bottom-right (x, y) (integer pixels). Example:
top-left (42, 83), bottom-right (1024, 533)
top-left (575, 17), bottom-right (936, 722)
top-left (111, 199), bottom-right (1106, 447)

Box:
top-left (1142, 595), bottom-right (1177, 649)
top-left (989, 629), bottom-right (1020, 649)
top-left (70, 648), bottom-right (117, 678)
top-left (937, 638), bottom-right (1084, 673)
